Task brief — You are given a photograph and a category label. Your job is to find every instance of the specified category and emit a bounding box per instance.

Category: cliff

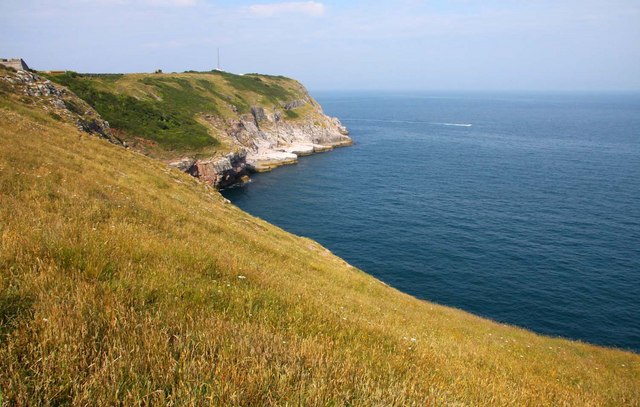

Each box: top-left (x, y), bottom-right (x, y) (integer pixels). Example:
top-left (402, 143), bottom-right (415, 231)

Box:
top-left (44, 70), bottom-right (351, 188)
top-left (1, 74), bottom-right (639, 404)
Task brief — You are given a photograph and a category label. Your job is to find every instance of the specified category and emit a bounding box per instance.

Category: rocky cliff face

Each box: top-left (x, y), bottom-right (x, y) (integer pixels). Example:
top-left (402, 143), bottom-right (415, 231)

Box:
top-left (0, 67), bottom-right (123, 146)
top-left (170, 152), bottom-right (251, 190)
top-left (227, 101), bottom-right (351, 172)
top-left (187, 95), bottom-right (351, 186)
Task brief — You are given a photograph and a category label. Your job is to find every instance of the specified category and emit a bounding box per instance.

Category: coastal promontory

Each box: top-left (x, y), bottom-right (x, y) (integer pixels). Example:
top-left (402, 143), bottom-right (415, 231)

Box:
top-left (43, 70), bottom-right (351, 188)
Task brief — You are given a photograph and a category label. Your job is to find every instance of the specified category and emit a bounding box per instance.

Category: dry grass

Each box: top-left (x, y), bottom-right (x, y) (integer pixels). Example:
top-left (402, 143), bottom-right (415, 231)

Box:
top-left (0, 99), bottom-right (639, 405)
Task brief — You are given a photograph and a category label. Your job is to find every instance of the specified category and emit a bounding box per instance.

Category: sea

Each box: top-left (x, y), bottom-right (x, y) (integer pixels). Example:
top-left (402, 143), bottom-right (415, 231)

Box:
top-left (222, 91), bottom-right (640, 352)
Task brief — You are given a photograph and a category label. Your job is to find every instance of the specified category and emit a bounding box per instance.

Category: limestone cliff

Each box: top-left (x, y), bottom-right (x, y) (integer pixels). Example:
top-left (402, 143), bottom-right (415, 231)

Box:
top-left (178, 100), bottom-right (351, 188)
top-left (202, 97), bottom-right (351, 174)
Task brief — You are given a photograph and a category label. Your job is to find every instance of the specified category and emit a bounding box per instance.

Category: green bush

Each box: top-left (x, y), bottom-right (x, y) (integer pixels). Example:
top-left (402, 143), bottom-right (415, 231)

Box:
top-left (284, 109), bottom-right (300, 119)
top-left (47, 73), bottom-right (218, 151)
top-left (215, 71), bottom-right (292, 104)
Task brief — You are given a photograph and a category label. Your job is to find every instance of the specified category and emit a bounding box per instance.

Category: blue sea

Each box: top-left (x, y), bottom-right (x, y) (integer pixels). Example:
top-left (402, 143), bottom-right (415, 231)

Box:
top-left (222, 92), bottom-right (640, 352)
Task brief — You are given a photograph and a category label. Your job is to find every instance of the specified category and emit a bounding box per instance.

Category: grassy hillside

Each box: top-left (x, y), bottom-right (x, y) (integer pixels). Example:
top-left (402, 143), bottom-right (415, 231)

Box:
top-left (1, 91), bottom-right (639, 405)
top-left (43, 71), bottom-right (312, 158)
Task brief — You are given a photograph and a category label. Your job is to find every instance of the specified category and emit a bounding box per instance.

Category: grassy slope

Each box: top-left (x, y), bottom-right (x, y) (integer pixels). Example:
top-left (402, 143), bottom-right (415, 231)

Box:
top-left (44, 71), bottom-right (311, 159)
top-left (0, 98), bottom-right (639, 405)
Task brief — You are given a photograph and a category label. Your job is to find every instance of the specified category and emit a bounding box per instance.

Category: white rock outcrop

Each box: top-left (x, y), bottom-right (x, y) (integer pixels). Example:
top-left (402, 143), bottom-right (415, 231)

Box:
top-left (225, 101), bottom-right (351, 172)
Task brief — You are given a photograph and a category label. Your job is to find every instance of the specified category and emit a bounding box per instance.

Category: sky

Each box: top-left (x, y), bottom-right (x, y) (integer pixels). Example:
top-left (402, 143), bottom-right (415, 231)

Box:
top-left (1, 0), bottom-right (639, 91)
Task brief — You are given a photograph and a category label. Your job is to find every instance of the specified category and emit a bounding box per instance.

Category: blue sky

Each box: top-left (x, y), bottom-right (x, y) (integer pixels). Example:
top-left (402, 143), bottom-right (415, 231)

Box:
top-left (1, 0), bottom-right (639, 91)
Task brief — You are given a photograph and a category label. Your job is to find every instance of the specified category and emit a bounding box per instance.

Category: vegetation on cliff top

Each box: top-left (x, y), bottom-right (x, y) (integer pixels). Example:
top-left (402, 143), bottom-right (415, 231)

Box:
top-left (44, 70), bottom-right (305, 157)
top-left (1, 77), bottom-right (639, 405)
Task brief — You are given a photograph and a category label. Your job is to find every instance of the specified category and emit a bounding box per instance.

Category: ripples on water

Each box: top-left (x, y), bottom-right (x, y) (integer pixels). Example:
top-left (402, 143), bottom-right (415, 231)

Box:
top-left (223, 92), bottom-right (640, 352)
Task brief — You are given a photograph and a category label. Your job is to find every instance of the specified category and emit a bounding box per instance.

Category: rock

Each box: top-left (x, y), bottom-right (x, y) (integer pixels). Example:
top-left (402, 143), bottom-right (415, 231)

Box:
top-left (251, 106), bottom-right (267, 123)
top-left (313, 144), bottom-right (334, 153)
top-left (168, 158), bottom-right (197, 172)
top-left (77, 118), bottom-right (121, 145)
top-left (332, 117), bottom-right (350, 135)
top-left (188, 151), bottom-right (250, 189)
top-left (246, 151), bottom-right (298, 172)
top-left (51, 99), bottom-right (66, 109)
top-left (284, 99), bottom-right (306, 110)
top-left (282, 144), bottom-right (315, 156)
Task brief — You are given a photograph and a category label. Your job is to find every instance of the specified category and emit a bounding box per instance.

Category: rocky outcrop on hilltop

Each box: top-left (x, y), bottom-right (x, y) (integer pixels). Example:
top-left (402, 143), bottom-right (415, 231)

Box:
top-left (0, 67), bottom-right (123, 146)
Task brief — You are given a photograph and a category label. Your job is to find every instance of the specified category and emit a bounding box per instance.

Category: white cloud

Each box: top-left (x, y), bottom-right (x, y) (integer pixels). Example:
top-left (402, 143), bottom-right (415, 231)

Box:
top-left (247, 1), bottom-right (326, 17)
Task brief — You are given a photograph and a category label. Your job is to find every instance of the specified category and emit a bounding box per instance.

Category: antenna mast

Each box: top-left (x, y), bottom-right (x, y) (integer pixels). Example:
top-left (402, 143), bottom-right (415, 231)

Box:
top-left (217, 48), bottom-right (220, 71)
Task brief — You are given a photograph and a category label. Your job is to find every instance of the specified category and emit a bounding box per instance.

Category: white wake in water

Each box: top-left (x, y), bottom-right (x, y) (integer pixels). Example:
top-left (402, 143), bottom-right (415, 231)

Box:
top-left (432, 122), bottom-right (473, 127)
top-left (343, 118), bottom-right (472, 127)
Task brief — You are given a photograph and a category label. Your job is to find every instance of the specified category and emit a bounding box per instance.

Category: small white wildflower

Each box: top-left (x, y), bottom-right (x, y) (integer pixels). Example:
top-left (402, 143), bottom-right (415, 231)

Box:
top-left (237, 275), bottom-right (246, 279)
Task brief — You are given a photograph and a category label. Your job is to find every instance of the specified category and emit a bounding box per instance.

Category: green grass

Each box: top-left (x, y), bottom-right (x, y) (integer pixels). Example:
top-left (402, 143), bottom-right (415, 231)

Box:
top-left (284, 109), bottom-right (300, 119)
top-left (194, 78), bottom-right (251, 114)
top-left (1, 83), bottom-right (639, 405)
top-left (184, 70), bottom-right (293, 102)
top-left (214, 71), bottom-right (292, 103)
top-left (46, 72), bottom-right (219, 151)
